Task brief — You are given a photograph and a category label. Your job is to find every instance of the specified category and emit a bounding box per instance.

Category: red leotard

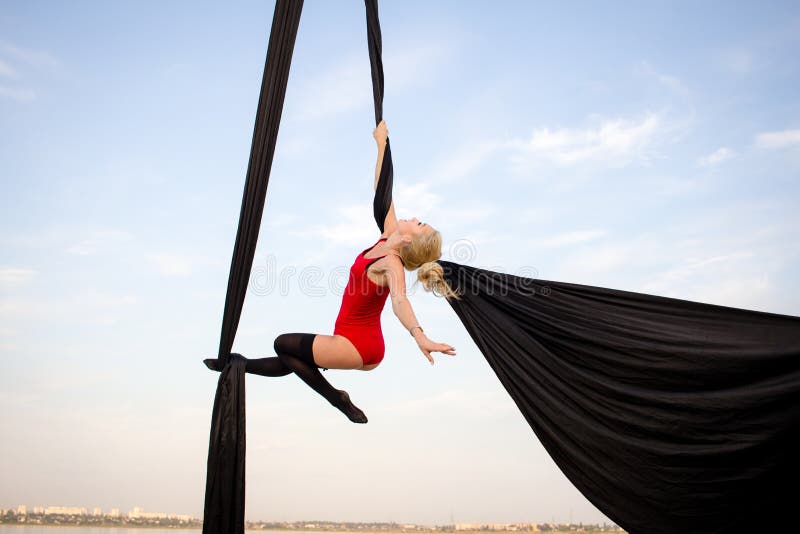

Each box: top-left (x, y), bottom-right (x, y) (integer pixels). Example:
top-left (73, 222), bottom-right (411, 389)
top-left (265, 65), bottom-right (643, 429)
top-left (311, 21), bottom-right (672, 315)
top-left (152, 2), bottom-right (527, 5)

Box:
top-left (333, 236), bottom-right (392, 366)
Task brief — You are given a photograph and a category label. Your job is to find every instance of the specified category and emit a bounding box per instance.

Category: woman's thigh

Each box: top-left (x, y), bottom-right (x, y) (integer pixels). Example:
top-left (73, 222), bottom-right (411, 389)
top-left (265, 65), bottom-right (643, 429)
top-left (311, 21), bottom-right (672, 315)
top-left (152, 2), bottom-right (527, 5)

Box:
top-left (312, 334), bottom-right (364, 370)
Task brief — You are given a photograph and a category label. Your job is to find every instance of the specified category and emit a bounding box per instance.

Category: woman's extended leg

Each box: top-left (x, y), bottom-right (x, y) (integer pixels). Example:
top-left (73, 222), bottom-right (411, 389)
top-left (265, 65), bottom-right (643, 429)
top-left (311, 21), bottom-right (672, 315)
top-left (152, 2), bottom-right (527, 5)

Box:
top-left (203, 356), bottom-right (293, 377)
top-left (274, 333), bottom-right (368, 424)
top-left (203, 333), bottom-right (368, 423)
top-left (244, 357), bottom-right (293, 377)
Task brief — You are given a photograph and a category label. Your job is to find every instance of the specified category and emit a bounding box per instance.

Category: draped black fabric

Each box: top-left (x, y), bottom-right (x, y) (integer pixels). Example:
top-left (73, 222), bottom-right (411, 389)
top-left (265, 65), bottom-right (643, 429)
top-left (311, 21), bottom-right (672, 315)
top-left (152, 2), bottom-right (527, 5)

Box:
top-left (365, 0), bottom-right (393, 234)
top-left (205, 1), bottom-right (800, 533)
top-left (434, 263), bottom-right (800, 533)
top-left (202, 1), bottom-right (303, 533)
top-left (202, 353), bottom-right (247, 534)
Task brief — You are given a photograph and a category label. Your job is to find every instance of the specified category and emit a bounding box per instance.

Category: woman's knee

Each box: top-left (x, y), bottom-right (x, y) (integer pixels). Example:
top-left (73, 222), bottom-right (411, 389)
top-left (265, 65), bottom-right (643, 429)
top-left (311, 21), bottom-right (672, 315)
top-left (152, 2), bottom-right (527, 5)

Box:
top-left (274, 332), bottom-right (318, 367)
top-left (273, 333), bottom-right (289, 355)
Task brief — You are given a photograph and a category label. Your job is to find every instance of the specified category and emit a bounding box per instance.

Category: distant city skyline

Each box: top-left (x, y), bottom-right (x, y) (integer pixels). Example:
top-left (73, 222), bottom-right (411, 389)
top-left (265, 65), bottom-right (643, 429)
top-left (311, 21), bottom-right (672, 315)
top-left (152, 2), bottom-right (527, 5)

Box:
top-left (3, 503), bottom-right (623, 530)
top-left (6, 504), bottom-right (191, 521)
top-left (2, 0), bottom-right (799, 527)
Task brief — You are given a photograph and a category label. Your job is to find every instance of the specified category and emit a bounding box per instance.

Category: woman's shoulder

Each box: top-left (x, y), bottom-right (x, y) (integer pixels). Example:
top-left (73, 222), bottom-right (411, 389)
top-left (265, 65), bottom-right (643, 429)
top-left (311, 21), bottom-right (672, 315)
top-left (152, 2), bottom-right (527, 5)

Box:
top-left (376, 251), bottom-right (405, 268)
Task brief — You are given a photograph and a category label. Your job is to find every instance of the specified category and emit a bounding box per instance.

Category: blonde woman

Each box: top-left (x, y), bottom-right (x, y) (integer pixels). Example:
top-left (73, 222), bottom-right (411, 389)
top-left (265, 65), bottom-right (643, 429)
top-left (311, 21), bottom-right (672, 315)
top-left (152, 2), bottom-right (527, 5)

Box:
top-left (206, 120), bottom-right (458, 423)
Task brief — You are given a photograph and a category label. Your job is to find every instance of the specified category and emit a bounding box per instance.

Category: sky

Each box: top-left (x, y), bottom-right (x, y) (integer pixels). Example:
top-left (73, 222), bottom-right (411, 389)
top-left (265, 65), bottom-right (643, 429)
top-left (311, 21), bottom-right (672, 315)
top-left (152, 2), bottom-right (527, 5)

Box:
top-left (1, 0), bottom-right (799, 527)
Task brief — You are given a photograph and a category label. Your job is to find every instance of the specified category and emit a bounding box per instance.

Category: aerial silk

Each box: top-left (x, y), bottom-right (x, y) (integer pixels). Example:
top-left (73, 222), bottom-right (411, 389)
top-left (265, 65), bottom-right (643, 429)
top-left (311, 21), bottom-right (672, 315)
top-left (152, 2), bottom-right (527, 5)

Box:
top-left (203, 1), bottom-right (800, 533)
top-left (202, 1), bottom-right (303, 533)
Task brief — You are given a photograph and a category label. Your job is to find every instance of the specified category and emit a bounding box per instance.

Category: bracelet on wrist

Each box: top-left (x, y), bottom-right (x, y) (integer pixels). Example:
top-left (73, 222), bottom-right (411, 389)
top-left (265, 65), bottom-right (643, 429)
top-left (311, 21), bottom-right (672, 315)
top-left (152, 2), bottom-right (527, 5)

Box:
top-left (409, 325), bottom-right (424, 337)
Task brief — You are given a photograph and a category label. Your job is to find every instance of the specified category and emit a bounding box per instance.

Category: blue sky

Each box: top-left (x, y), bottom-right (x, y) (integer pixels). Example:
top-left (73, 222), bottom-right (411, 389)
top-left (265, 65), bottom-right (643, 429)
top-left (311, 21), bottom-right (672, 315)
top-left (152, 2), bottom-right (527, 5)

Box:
top-left (1, 0), bottom-right (799, 527)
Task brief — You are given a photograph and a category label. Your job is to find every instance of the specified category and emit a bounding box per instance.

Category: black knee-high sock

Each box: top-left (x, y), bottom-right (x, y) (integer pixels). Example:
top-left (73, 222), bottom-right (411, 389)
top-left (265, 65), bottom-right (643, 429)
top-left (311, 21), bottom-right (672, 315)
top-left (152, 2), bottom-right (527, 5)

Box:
top-left (274, 333), bottom-right (339, 404)
top-left (274, 333), bottom-right (367, 423)
top-left (204, 355), bottom-right (292, 377)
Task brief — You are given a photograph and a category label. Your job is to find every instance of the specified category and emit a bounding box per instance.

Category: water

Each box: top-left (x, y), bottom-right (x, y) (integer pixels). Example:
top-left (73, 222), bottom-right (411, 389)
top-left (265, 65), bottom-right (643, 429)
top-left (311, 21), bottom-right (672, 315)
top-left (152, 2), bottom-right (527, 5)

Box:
top-left (0, 527), bottom-right (342, 534)
top-left (1, 528), bottom-right (201, 534)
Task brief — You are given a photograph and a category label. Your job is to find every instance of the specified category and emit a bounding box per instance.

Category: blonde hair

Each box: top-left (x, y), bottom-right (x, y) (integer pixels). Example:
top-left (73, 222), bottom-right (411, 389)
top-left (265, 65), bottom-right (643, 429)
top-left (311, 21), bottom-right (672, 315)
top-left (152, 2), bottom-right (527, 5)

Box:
top-left (393, 228), bottom-right (462, 301)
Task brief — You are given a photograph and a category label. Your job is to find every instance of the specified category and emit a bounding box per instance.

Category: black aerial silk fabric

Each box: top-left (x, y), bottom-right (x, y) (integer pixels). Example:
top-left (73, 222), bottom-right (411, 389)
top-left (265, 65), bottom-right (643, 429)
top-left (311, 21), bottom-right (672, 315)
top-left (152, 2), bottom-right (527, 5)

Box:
top-left (433, 263), bottom-right (800, 534)
top-left (202, 1), bottom-right (303, 533)
top-left (363, 2), bottom-right (800, 533)
top-left (204, 1), bottom-right (800, 533)
top-left (202, 353), bottom-right (247, 534)
top-left (366, 0), bottom-right (393, 234)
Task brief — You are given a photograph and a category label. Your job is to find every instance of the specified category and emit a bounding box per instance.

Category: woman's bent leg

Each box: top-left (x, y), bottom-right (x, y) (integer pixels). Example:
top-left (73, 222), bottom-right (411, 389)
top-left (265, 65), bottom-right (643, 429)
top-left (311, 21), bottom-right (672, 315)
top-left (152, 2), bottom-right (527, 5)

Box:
top-left (204, 355), bottom-right (292, 377)
top-left (274, 333), bottom-right (367, 424)
top-left (245, 357), bottom-right (293, 377)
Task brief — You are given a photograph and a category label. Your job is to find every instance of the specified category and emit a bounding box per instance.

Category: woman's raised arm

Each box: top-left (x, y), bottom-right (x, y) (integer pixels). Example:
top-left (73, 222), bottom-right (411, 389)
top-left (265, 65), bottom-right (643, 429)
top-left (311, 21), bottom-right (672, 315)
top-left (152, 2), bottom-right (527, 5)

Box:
top-left (373, 120), bottom-right (397, 237)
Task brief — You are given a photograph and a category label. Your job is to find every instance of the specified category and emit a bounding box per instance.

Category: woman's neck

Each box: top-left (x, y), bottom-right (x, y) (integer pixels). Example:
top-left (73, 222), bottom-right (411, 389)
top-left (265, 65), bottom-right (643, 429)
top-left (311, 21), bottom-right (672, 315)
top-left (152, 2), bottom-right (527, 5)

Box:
top-left (382, 231), bottom-right (409, 252)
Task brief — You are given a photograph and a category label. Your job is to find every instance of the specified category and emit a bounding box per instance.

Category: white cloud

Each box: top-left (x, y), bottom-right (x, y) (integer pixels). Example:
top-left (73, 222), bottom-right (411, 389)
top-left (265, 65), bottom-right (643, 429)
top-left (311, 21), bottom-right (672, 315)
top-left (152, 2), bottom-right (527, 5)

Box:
top-left (688, 273), bottom-right (772, 310)
top-left (642, 251), bottom-right (755, 289)
top-left (384, 41), bottom-right (454, 90)
top-left (698, 147), bottom-right (735, 166)
top-left (71, 289), bottom-right (138, 308)
top-left (637, 250), bottom-right (778, 311)
top-left (287, 203), bottom-right (377, 247)
top-left (147, 252), bottom-right (193, 277)
top-left (544, 204), bottom-right (795, 313)
top-left (0, 290), bottom-right (138, 327)
top-left (65, 228), bottom-right (134, 255)
top-left (0, 59), bottom-right (17, 78)
top-left (717, 48), bottom-right (755, 75)
top-left (0, 40), bottom-right (60, 69)
top-left (755, 129), bottom-right (800, 149)
top-left (0, 41), bottom-right (62, 103)
top-left (289, 41), bottom-right (453, 122)
top-left (426, 140), bottom-right (503, 184)
top-left (528, 230), bottom-right (607, 248)
top-left (288, 181), bottom-right (445, 246)
top-left (291, 55), bottom-right (368, 122)
top-left (394, 181), bottom-right (442, 217)
top-left (0, 267), bottom-right (36, 287)
top-left (0, 85), bottom-right (34, 102)
top-left (508, 113), bottom-right (665, 169)
top-left (637, 61), bottom-right (689, 95)
top-left (641, 175), bottom-right (711, 197)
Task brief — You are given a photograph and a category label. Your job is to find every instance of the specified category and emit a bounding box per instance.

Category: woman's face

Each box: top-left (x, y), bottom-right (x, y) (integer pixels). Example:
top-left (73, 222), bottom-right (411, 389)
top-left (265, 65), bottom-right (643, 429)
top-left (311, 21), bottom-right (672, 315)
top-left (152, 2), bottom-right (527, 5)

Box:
top-left (399, 217), bottom-right (434, 238)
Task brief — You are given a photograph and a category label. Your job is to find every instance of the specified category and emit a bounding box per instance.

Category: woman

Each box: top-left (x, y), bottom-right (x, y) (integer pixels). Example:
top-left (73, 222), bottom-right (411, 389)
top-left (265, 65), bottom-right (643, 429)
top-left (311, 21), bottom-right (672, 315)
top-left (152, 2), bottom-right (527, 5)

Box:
top-left (206, 120), bottom-right (459, 424)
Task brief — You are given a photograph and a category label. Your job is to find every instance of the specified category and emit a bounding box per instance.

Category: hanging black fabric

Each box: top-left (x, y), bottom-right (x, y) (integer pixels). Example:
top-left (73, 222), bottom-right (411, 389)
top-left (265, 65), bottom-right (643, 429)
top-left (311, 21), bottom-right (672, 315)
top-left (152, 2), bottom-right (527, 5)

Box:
top-left (435, 262), bottom-right (800, 533)
top-left (366, 0), bottom-right (393, 233)
top-left (202, 353), bottom-right (247, 534)
top-left (363, 2), bottom-right (799, 533)
top-left (202, 1), bottom-right (303, 533)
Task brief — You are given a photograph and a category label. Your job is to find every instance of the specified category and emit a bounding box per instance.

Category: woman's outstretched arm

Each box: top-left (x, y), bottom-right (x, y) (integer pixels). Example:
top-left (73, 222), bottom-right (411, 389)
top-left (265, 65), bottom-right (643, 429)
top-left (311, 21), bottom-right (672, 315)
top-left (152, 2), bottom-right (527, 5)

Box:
top-left (384, 255), bottom-right (457, 365)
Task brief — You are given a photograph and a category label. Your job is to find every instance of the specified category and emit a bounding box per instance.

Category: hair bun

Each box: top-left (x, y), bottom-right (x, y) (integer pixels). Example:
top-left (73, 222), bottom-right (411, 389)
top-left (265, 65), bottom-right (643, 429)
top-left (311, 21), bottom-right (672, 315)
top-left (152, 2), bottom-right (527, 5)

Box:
top-left (416, 260), bottom-right (461, 300)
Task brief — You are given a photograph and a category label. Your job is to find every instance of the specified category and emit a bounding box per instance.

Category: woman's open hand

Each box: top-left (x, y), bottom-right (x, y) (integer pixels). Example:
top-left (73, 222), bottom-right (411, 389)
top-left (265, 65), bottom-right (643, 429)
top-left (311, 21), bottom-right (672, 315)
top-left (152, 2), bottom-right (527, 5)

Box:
top-left (416, 336), bottom-right (456, 365)
top-left (373, 119), bottom-right (388, 146)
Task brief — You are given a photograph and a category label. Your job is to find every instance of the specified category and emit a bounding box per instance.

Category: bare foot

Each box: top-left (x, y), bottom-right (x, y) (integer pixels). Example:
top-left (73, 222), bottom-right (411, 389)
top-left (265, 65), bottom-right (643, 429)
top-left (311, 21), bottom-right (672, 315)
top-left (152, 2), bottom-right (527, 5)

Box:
top-left (335, 390), bottom-right (368, 424)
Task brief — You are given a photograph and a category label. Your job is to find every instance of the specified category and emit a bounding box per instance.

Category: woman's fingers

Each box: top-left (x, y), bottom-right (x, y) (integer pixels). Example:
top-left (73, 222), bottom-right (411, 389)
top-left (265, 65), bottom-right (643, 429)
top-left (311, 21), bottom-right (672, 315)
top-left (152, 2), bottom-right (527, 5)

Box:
top-left (438, 343), bottom-right (456, 355)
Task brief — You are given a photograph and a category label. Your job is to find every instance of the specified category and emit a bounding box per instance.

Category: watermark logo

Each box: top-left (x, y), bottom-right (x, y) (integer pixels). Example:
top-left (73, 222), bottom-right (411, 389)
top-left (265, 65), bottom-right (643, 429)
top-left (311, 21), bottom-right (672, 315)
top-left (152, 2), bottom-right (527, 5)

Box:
top-left (248, 239), bottom-right (551, 298)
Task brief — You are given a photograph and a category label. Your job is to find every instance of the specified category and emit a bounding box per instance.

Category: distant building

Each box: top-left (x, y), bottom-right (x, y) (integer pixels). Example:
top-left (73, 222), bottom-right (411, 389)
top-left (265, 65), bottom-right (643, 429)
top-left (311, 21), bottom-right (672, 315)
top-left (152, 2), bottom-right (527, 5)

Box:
top-left (109, 508), bottom-right (120, 517)
top-left (127, 507), bottom-right (191, 521)
top-left (93, 508), bottom-right (102, 516)
top-left (32, 508), bottom-right (44, 515)
top-left (455, 523), bottom-right (536, 531)
top-left (16, 505), bottom-right (26, 515)
top-left (129, 507), bottom-right (166, 519)
top-left (45, 506), bottom-right (88, 516)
